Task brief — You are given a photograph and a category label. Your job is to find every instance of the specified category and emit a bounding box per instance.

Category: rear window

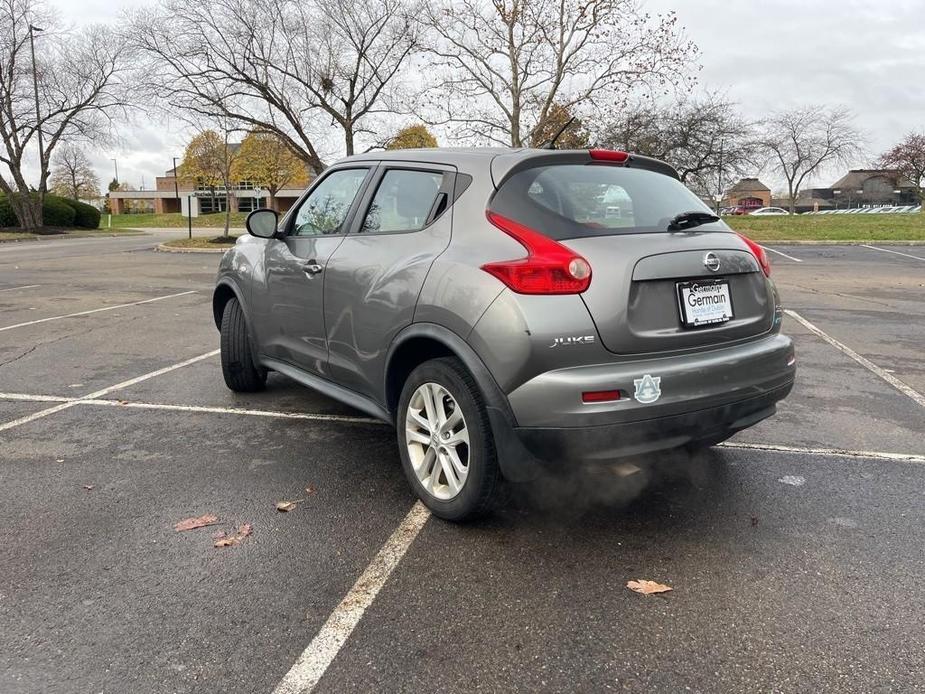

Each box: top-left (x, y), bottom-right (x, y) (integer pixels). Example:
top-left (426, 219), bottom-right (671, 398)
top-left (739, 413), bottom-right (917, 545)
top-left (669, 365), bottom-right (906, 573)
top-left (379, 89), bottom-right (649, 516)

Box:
top-left (489, 164), bottom-right (725, 240)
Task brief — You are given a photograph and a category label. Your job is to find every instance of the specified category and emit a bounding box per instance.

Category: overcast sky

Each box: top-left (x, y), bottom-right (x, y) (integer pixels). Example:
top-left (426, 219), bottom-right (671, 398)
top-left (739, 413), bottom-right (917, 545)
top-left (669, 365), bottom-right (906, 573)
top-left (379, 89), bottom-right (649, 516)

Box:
top-left (52, 0), bottom-right (925, 193)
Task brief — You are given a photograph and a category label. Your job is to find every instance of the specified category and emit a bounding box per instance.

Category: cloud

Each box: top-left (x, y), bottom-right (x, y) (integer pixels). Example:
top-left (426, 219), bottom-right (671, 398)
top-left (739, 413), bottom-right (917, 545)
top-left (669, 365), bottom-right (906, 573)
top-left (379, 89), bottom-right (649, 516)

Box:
top-left (38, 0), bottom-right (925, 194)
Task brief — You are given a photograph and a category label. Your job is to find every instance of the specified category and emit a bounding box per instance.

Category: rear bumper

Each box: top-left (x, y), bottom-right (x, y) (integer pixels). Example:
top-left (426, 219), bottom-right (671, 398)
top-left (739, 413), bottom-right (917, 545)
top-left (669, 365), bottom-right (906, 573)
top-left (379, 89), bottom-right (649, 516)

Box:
top-left (490, 333), bottom-right (795, 473)
top-left (513, 381), bottom-right (792, 466)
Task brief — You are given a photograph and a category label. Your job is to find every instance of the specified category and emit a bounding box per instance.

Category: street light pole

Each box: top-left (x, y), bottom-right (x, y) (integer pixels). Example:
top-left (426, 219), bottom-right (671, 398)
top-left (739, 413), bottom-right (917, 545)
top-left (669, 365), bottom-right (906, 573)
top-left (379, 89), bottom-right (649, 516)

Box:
top-left (28, 25), bottom-right (44, 187)
top-left (111, 158), bottom-right (119, 183)
top-left (172, 157), bottom-right (180, 214)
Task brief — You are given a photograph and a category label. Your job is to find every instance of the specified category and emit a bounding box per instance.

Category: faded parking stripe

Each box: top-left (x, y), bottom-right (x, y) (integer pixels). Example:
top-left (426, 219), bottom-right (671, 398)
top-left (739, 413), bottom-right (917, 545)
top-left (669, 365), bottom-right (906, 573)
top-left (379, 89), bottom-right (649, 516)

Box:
top-left (0, 290), bottom-right (197, 332)
top-left (0, 350), bottom-right (219, 433)
top-left (785, 310), bottom-right (925, 409)
top-left (273, 501), bottom-right (431, 694)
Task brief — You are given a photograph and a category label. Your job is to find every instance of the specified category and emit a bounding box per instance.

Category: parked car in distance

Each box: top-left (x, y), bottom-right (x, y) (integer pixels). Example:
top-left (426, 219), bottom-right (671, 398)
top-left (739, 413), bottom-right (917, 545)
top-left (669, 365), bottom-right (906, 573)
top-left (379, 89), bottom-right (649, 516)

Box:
top-left (213, 147), bottom-right (795, 521)
top-left (749, 207), bottom-right (789, 216)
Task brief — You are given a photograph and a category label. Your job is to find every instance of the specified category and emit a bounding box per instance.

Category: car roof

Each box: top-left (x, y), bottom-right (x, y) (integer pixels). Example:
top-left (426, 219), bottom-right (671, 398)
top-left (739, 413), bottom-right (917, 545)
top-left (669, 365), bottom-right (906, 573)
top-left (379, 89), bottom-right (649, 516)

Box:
top-left (337, 147), bottom-right (681, 184)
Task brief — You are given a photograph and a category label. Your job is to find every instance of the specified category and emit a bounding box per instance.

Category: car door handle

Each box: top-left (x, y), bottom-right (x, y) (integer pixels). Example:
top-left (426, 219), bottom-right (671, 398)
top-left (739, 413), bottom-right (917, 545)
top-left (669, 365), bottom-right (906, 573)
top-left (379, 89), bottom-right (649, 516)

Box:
top-left (301, 261), bottom-right (323, 276)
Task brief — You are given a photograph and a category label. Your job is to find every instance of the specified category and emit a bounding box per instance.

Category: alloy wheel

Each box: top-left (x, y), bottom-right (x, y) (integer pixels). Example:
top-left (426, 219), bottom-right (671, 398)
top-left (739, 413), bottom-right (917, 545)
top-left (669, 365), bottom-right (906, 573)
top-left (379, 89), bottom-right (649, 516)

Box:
top-left (404, 382), bottom-right (470, 500)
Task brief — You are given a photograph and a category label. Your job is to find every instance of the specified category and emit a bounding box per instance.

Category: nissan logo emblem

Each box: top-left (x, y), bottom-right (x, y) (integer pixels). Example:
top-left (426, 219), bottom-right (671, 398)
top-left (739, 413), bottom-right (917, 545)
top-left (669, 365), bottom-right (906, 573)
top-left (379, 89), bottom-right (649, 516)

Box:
top-left (704, 252), bottom-right (721, 272)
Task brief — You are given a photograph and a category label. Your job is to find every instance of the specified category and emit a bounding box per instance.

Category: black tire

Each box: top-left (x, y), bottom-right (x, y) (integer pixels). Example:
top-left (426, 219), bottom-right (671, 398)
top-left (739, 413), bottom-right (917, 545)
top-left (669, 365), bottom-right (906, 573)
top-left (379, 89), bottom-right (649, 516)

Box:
top-left (396, 357), bottom-right (501, 522)
top-left (220, 297), bottom-right (267, 393)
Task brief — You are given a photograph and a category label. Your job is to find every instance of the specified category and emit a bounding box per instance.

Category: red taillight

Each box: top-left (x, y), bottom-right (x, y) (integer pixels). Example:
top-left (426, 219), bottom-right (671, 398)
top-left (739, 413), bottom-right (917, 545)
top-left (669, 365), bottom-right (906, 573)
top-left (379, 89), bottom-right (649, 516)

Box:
top-left (737, 232), bottom-right (771, 277)
top-left (588, 149), bottom-right (629, 163)
top-left (582, 390), bottom-right (621, 403)
top-left (482, 212), bottom-right (592, 294)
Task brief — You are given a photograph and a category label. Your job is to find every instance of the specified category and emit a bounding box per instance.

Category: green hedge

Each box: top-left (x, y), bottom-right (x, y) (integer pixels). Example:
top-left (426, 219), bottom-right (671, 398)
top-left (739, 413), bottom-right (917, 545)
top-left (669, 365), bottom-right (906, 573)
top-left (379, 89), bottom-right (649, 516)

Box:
top-left (0, 195), bottom-right (16, 227)
top-left (0, 193), bottom-right (99, 229)
top-left (59, 197), bottom-right (101, 228)
top-left (42, 195), bottom-right (77, 227)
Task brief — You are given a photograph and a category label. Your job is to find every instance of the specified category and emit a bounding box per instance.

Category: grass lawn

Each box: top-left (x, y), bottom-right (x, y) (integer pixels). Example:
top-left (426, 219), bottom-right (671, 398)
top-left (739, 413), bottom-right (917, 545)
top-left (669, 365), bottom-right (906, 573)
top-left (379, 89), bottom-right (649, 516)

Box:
top-left (724, 212), bottom-right (925, 242)
top-left (160, 235), bottom-right (240, 249)
top-left (0, 227), bottom-right (145, 242)
top-left (109, 212), bottom-right (248, 229)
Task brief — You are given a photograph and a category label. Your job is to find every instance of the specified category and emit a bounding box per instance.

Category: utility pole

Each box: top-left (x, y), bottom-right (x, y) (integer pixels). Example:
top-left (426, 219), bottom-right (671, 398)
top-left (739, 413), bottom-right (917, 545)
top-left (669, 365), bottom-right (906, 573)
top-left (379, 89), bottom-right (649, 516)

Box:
top-left (172, 157), bottom-right (180, 213)
top-left (29, 25), bottom-right (44, 188)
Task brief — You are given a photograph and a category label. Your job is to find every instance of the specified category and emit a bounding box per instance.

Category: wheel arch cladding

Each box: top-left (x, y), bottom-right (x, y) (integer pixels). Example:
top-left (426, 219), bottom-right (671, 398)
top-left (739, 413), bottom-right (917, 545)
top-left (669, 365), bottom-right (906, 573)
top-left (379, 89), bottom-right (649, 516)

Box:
top-left (212, 282), bottom-right (241, 330)
top-left (385, 335), bottom-right (455, 417)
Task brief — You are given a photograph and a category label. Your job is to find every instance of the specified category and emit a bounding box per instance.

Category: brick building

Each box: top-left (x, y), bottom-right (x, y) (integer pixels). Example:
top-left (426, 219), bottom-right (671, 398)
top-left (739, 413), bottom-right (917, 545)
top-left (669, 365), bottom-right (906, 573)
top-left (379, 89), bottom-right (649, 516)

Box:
top-left (723, 178), bottom-right (771, 211)
top-left (109, 157), bottom-right (313, 217)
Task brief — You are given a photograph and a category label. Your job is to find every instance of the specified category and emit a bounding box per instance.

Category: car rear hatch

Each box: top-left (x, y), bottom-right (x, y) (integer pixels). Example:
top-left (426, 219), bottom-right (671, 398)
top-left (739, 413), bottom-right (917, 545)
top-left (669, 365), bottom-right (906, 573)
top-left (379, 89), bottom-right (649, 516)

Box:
top-left (488, 150), bottom-right (775, 355)
top-left (565, 233), bottom-right (772, 353)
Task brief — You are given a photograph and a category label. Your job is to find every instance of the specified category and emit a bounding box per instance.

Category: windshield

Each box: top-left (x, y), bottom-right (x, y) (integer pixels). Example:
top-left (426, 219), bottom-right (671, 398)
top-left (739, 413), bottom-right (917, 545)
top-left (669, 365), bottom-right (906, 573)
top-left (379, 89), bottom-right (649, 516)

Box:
top-left (489, 163), bottom-right (728, 240)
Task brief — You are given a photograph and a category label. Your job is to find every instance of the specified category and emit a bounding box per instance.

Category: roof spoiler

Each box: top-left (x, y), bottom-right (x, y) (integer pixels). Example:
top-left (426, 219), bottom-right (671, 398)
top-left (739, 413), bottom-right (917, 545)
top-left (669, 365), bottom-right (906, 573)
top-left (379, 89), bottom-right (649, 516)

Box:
top-left (490, 149), bottom-right (681, 188)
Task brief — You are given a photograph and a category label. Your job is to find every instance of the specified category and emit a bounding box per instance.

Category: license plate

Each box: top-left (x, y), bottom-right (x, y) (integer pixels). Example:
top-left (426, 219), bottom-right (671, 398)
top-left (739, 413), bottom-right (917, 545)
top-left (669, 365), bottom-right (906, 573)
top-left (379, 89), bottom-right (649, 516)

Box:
top-left (676, 279), bottom-right (733, 327)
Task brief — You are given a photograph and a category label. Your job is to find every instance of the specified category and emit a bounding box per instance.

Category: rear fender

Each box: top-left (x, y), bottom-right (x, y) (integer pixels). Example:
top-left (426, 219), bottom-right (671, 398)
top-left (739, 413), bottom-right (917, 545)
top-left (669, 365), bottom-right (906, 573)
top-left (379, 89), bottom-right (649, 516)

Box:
top-left (386, 323), bottom-right (543, 482)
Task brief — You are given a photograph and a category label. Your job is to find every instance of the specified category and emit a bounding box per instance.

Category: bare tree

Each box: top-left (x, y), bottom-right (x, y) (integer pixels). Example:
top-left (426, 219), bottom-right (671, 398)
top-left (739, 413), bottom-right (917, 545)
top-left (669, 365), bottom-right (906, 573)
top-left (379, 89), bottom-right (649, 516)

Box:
top-left (878, 132), bottom-right (925, 209)
top-left (49, 143), bottom-right (100, 200)
top-left (600, 94), bottom-right (754, 203)
top-left (130, 0), bottom-right (417, 171)
top-left (419, 0), bottom-right (698, 147)
top-left (753, 106), bottom-right (863, 214)
top-left (0, 0), bottom-right (128, 230)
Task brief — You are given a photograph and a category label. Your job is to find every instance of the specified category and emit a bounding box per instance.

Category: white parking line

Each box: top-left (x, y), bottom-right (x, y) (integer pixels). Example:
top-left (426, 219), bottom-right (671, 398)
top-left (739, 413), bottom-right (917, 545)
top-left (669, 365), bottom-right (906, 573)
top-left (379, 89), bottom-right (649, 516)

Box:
top-left (0, 290), bottom-right (197, 333)
top-left (761, 246), bottom-right (803, 262)
top-left (0, 392), bottom-right (77, 403)
top-left (860, 244), bottom-right (925, 262)
top-left (82, 399), bottom-right (385, 425)
top-left (5, 390), bottom-right (924, 465)
top-left (0, 350), bottom-right (219, 433)
top-left (721, 442), bottom-right (925, 465)
top-left (784, 310), bottom-right (925, 409)
top-left (0, 284), bottom-right (40, 292)
top-left (273, 501), bottom-right (430, 694)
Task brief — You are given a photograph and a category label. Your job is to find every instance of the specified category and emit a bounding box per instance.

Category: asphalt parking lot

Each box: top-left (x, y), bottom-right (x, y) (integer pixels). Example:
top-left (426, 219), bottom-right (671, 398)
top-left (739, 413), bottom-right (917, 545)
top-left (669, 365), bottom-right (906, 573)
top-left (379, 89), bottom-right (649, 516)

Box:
top-left (1, 234), bottom-right (923, 693)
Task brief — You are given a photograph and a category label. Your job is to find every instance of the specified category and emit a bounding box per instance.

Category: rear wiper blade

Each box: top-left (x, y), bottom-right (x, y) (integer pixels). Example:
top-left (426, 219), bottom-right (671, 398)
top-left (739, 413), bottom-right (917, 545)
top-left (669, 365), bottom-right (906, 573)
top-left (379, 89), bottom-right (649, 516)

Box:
top-left (668, 211), bottom-right (720, 231)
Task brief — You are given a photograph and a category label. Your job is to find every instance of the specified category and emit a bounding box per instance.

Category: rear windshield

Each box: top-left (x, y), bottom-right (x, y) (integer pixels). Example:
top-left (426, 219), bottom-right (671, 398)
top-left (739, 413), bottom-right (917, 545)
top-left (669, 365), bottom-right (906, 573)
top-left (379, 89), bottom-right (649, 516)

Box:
top-left (489, 164), bottom-right (727, 240)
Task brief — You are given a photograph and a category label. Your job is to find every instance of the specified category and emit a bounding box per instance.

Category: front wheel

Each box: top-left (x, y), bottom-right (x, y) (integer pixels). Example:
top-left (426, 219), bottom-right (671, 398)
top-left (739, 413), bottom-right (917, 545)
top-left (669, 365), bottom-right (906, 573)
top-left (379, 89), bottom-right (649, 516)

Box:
top-left (396, 357), bottom-right (501, 521)
top-left (220, 297), bottom-right (267, 393)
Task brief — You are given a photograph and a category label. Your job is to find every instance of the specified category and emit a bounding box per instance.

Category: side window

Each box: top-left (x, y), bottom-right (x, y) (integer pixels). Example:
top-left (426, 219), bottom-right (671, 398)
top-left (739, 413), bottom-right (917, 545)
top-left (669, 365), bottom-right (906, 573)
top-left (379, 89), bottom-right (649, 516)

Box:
top-left (292, 168), bottom-right (368, 236)
top-left (360, 169), bottom-right (445, 234)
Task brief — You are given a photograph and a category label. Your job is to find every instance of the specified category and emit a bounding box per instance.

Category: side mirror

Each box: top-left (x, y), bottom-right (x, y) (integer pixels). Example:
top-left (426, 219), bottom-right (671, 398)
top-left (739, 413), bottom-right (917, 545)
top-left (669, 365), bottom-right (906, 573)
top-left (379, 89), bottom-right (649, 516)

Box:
top-left (246, 209), bottom-right (279, 238)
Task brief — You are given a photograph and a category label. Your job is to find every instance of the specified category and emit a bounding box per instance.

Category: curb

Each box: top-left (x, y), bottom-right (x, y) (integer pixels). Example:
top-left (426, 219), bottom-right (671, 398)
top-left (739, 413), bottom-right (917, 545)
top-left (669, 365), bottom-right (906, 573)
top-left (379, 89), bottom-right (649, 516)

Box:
top-left (0, 232), bottom-right (147, 244)
top-left (156, 242), bottom-right (233, 254)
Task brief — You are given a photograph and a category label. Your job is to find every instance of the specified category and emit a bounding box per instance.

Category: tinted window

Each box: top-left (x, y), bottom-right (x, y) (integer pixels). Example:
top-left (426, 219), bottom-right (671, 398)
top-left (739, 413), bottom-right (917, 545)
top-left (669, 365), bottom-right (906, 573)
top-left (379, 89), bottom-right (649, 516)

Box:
top-left (360, 169), bottom-right (444, 234)
top-left (292, 168), bottom-right (368, 236)
top-left (491, 164), bottom-right (723, 240)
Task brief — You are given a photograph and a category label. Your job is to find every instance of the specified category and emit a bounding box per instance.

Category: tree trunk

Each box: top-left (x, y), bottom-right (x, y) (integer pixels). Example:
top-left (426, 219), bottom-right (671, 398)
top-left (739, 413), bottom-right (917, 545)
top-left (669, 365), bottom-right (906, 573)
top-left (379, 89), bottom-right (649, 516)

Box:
top-left (7, 192), bottom-right (44, 232)
top-left (269, 193), bottom-right (277, 212)
top-left (344, 123), bottom-right (355, 156)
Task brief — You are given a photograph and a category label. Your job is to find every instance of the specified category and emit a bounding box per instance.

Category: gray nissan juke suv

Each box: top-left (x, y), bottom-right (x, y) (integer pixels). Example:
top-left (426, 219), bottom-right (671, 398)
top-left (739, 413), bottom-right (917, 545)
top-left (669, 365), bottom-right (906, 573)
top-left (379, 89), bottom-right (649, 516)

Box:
top-left (213, 147), bottom-right (795, 520)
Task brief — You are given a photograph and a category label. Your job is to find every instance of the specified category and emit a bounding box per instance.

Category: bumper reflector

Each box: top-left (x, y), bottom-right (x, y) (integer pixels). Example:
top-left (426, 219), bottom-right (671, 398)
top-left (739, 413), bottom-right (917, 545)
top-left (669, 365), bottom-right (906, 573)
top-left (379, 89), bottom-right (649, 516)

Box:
top-left (582, 390), bottom-right (621, 403)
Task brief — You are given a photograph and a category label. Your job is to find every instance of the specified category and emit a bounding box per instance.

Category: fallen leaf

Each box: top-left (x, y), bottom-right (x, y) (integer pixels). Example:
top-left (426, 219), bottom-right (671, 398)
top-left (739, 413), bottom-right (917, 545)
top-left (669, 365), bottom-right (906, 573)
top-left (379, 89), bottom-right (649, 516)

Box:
top-left (275, 500), bottom-right (300, 512)
top-left (214, 523), bottom-right (252, 548)
top-left (750, 516), bottom-right (759, 527)
top-left (55, 459), bottom-right (64, 463)
top-left (174, 514), bottom-right (219, 532)
top-left (626, 579), bottom-right (673, 595)
top-left (305, 484), bottom-right (317, 495)
top-left (83, 484), bottom-right (94, 491)
top-left (117, 400), bottom-right (129, 405)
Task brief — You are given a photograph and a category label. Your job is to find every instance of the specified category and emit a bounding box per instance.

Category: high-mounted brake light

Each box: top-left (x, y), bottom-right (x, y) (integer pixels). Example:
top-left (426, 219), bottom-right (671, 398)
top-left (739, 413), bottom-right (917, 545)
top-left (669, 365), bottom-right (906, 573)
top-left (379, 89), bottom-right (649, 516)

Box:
top-left (737, 232), bottom-right (771, 277)
top-left (588, 149), bottom-right (629, 163)
top-left (482, 212), bottom-right (592, 294)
